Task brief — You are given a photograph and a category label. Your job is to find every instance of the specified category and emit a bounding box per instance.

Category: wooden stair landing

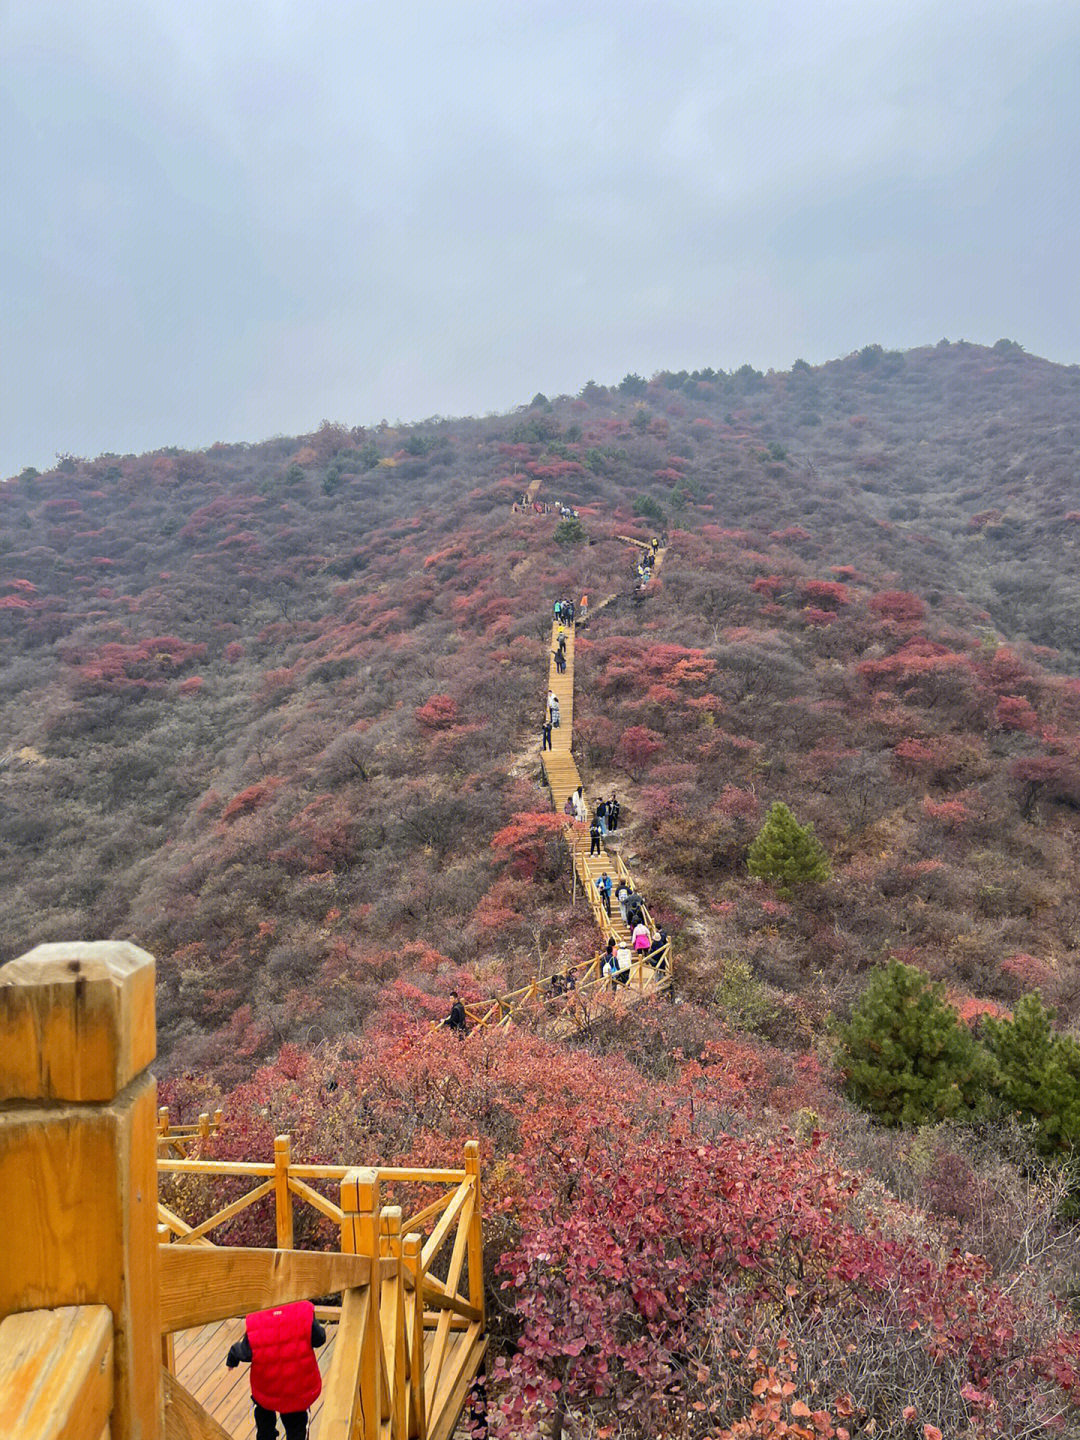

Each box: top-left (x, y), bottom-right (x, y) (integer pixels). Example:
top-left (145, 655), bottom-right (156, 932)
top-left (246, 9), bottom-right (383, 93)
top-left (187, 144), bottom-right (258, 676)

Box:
top-left (173, 1316), bottom-right (486, 1440)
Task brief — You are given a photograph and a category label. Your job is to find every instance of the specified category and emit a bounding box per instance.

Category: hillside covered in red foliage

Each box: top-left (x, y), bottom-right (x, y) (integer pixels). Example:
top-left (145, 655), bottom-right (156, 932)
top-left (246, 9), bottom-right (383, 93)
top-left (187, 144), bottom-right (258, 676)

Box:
top-left (5, 340), bottom-right (1080, 1434)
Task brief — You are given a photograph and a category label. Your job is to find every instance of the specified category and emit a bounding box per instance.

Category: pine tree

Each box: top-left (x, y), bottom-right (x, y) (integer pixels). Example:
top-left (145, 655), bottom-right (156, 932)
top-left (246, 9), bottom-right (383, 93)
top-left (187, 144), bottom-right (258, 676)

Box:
top-left (554, 517), bottom-right (586, 546)
top-left (983, 993), bottom-right (1080, 1155)
top-left (746, 801), bottom-right (831, 895)
top-left (837, 959), bottom-right (989, 1126)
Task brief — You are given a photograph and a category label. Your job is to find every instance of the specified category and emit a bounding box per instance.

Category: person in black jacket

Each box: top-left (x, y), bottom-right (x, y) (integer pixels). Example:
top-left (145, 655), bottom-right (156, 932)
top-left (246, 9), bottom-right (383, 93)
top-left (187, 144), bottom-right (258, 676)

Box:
top-left (446, 993), bottom-right (467, 1034)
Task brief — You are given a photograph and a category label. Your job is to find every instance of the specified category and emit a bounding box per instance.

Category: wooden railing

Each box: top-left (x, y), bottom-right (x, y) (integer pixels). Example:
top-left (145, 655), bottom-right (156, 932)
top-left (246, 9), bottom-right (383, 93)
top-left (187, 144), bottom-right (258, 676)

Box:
top-left (0, 942), bottom-right (487, 1440)
top-left (156, 1104), bottom-right (224, 1157)
top-left (438, 941), bottom-right (670, 1035)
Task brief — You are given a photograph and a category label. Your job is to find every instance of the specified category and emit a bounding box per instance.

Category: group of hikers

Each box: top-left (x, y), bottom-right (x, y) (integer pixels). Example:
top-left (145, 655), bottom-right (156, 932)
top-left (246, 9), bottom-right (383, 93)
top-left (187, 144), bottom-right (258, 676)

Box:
top-left (512, 496), bottom-right (580, 519)
top-left (559, 785), bottom-right (620, 834)
top-left (443, 553), bottom-right (674, 1034)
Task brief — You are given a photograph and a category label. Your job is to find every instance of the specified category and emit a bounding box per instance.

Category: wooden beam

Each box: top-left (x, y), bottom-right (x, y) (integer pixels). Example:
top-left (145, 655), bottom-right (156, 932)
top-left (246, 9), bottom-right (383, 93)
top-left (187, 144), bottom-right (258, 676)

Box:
top-left (0, 941), bottom-right (155, 1104)
top-left (288, 1174), bottom-right (345, 1225)
top-left (274, 1134), bottom-right (294, 1250)
top-left (427, 1331), bottom-right (488, 1440)
top-left (319, 1285), bottom-right (372, 1440)
top-left (162, 1368), bottom-right (233, 1440)
top-left (0, 1306), bottom-right (113, 1440)
top-left (464, 1143), bottom-right (485, 1326)
top-left (159, 1245), bottom-right (373, 1331)
top-left (340, 1169), bottom-right (382, 1440)
top-left (420, 1181), bottom-right (472, 1268)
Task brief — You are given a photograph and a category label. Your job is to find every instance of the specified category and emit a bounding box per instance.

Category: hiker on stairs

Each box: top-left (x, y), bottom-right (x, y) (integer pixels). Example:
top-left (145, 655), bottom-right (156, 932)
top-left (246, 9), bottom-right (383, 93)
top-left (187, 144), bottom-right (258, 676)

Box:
top-left (596, 871), bottom-right (613, 916)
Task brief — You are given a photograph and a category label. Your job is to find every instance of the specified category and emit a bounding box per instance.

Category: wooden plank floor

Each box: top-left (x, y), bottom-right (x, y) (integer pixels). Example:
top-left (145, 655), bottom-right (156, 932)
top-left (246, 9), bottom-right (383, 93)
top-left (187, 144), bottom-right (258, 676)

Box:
top-left (173, 1318), bottom-right (486, 1439)
top-left (172, 1318), bottom-right (336, 1437)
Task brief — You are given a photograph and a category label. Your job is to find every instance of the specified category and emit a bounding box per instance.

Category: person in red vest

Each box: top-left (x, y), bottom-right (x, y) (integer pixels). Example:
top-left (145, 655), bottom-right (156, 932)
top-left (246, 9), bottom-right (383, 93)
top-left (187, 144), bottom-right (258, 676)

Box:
top-left (226, 1299), bottom-right (327, 1439)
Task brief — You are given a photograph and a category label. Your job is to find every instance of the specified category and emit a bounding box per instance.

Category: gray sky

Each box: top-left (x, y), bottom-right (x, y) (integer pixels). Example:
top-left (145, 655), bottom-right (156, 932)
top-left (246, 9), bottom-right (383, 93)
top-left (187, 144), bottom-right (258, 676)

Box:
top-left (2, 0), bottom-right (1077, 476)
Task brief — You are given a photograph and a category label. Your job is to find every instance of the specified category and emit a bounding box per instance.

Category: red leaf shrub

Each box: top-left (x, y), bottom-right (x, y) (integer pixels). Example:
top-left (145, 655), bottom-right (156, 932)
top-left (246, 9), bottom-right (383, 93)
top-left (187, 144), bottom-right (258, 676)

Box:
top-left (415, 693), bottom-right (459, 731)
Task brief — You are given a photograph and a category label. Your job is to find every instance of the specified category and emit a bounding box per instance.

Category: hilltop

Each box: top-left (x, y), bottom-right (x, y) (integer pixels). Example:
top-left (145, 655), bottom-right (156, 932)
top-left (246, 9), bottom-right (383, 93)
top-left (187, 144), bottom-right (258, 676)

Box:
top-left (5, 341), bottom-right (1080, 1434)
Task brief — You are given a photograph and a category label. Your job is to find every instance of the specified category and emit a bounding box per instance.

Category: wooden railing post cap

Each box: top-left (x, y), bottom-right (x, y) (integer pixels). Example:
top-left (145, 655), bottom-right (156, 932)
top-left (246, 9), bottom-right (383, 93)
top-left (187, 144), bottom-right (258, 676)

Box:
top-left (464, 1139), bottom-right (480, 1169)
top-left (341, 1165), bottom-right (380, 1213)
top-left (381, 1204), bottom-right (403, 1236)
top-left (274, 1133), bottom-right (291, 1155)
top-left (0, 940), bottom-right (156, 1102)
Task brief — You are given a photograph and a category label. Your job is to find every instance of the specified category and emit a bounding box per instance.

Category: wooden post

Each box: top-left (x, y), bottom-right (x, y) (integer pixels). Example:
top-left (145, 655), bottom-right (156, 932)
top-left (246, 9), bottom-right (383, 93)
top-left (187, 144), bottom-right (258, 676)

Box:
top-left (274, 1134), bottom-right (294, 1250)
top-left (340, 1168), bottom-right (381, 1440)
top-left (212, 1108), bottom-right (224, 1134)
top-left (157, 1226), bottom-right (176, 1376)
top-left (0, 940), bottom-right (162, 1440)
top-left (381, 1207), bottom-right (407, 1439)
top-left (158, 1107), bottom-right (169, 1136)
top-left (464, 1141), bottom-right (486, 1325)
top-left (403, 1233), bottom-right (427, 1440)
top-left (198, 1112), bottom-right (210, 1139)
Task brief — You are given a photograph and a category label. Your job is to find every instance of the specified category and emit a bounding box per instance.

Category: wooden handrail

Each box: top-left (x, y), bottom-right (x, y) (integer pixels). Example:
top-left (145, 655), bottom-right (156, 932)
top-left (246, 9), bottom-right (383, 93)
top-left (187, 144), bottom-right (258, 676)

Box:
top-left (0, 1306), bottom-right (113, 1440)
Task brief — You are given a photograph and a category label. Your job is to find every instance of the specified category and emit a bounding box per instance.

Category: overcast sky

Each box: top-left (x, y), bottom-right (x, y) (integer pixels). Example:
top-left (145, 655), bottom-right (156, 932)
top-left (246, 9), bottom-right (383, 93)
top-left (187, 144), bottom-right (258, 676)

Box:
top-left (2, 0), bottom-right (1077, 476)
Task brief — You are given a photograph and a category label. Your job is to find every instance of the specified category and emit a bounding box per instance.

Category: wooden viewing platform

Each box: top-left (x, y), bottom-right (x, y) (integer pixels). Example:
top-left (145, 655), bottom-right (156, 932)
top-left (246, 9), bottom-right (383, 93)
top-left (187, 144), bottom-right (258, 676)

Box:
top-left (0, 942), bottom-right (487, 1440)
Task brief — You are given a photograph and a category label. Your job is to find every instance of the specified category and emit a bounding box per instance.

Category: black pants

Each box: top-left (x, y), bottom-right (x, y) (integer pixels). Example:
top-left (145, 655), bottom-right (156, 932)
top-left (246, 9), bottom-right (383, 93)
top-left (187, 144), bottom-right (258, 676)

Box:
top-left (590, 835), bottom-right (601, 855)
top-left (254, 1403), bottom-right (309, 1440)
top-left (542, 733), bottom-right (552, 750)
top-left (600, 892), bottom-right (611, 915)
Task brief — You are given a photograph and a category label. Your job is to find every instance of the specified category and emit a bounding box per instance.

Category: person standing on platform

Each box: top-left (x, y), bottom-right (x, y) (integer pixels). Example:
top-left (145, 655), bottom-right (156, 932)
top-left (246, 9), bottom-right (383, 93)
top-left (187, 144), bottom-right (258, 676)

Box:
top-left (226, 1300), bottom-right (326, 1440)
top-left (541, 721), bottom-right (553, 751)
top-left (589, 818), bottom-right (602, 855)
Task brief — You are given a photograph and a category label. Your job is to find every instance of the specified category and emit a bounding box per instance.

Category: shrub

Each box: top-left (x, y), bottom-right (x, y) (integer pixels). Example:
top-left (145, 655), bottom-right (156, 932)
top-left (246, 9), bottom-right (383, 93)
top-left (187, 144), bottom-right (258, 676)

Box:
top-left (414, 694), bottom-right (459, 732)
top-left (983, 994), bottom-right (1080, 1155)
top-left (633, 494), bottom-right (666, 523)
top-left (553, 518), bottom-right (586, 546)
top-left (747, 802), bottom-right (831, 895)
top-left (836, 960), bottom-right (990, 1126)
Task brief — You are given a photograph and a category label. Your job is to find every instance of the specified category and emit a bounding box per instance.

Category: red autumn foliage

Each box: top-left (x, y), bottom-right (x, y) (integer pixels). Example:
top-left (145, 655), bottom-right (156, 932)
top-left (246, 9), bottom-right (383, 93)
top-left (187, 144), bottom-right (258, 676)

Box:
top-left (995, 693), bottom-right (1039, 732)
top-left (414, 693), bottom-right (460, 731)
top-left (490, 812), bottom-right (568, 880)
top-left (869, 590), bottom-right (927, 624)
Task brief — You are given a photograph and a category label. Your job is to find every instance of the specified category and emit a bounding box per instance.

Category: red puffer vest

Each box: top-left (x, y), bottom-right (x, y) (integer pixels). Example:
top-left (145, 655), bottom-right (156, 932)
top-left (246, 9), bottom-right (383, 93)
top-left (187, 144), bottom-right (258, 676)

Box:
top-left (245, 1301), bottom-right (322, 1414)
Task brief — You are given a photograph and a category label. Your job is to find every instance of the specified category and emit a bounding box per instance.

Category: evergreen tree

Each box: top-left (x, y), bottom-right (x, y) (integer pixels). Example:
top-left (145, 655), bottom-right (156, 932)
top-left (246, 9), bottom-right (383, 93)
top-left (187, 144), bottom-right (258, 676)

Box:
top-left (983, 993), bottom-right (1080, 1155)
top-left (554, 518), bottom-right (586, 546)
top-left (837, 960), bottom-right (989, 1126)
top-left (746, 801), bottom-right (831, 895)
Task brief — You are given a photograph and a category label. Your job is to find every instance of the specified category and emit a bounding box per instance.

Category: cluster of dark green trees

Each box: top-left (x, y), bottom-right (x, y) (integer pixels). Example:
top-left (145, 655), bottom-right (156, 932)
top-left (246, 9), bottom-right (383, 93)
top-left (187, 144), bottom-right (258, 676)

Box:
top-left (741, 802), bottom-right (1080, 1159)
top-left (837, 961), bottom-right (1080, 1155)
